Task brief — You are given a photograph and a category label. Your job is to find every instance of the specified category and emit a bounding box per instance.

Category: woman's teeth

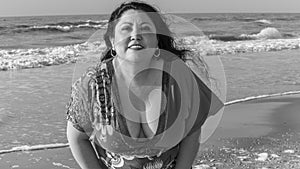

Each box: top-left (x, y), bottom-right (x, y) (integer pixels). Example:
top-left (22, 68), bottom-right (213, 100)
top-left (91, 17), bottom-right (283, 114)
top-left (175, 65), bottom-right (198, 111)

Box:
top-left (129, 45), bottom-right (143, 49)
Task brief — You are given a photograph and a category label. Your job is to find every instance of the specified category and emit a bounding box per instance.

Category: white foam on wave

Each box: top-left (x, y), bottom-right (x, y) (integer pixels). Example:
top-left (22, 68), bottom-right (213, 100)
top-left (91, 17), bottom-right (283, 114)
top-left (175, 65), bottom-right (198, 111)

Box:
top-left (178, 35), bottom-right (300, 56)
top-left (29, 24), bottom-right (107, 32)
top-left (16, 19), bottom-right (109, 33)
top-left (0, 143), bottom-right (69, 154)
top-left (254, 19), bottom-right (272, 25)
top-left (0, 41), bottom-right (106, 70)
top-left (31, 25), bottom-right (71, 32)
top-left (240, 27), bottom-right (282, 40)
top-left (224, 90), bottom-right (300, 106)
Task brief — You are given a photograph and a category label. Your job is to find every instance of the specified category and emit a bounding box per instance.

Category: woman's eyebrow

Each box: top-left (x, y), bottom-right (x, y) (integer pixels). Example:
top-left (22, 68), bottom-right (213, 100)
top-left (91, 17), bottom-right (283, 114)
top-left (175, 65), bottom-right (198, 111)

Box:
top-left (120, 21), bottom-right (153, 26)
top-left (141, 22), bottom-right (153, 26)
top-left (120, 22), bottom-right (133, 25)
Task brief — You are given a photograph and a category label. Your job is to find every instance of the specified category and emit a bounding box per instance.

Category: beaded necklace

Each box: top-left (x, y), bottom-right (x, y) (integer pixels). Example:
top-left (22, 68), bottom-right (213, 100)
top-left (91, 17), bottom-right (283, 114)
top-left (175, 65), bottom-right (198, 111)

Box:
top-left (91, 62), bottom-right (115, 131)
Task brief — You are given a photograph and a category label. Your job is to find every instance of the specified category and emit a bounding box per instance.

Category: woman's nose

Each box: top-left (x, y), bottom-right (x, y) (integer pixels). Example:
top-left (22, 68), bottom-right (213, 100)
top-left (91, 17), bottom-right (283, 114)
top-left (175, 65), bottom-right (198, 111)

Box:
top-left (130, 34), bottom-right (142, 41)
top-left (130, 27), bottom-right (142, 41)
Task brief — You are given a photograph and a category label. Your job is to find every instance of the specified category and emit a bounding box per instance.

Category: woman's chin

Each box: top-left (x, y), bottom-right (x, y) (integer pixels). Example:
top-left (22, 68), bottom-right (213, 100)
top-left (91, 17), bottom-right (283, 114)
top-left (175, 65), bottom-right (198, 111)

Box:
top-left (121, 53), bottom-right (153, 63)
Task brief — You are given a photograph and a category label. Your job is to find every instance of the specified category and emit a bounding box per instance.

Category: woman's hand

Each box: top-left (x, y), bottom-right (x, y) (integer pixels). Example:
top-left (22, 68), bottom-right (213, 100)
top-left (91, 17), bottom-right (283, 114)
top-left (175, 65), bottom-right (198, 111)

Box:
top-left (67, 121), bottom-right (107, 169)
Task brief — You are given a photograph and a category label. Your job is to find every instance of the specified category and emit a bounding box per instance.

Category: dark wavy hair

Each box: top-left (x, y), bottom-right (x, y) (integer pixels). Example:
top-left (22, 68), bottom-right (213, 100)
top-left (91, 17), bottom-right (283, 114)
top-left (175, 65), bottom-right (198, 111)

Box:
top-left (101, 0), bottom-right (189, 61)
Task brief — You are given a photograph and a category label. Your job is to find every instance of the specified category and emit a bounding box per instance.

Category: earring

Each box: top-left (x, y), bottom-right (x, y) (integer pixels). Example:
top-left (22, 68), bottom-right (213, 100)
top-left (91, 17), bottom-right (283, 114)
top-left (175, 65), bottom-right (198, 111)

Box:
top-left (153, 47), bottom-right (160, 58)
top-left (111, 47), bottom-right (117, 57)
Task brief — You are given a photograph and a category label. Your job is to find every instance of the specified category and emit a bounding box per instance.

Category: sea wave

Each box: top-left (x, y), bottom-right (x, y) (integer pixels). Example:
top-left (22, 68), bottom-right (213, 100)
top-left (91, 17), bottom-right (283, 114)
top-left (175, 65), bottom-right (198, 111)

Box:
top-left (274, 17), bottom-right (299, 21)
top-left (191, 17), bottom-right (229, 22)
top-left (0, 41), bottom-right (106, 70)
top-left (1, 35), bottom-right (300, 71)
top-left (233, 17), bottom-right (273, 25)
top-left (232, 17), bottom-right (256, 22)
top-left (240, 27), bottom-right (281, 39)
top-left (254, 19), bottom-right (272, 25)
top-left (177, 35), bottom-right (300, 55)
top-left (208, 27), bottom-right (296, 42)
top-left (8, 19), bottom-right (108, 33)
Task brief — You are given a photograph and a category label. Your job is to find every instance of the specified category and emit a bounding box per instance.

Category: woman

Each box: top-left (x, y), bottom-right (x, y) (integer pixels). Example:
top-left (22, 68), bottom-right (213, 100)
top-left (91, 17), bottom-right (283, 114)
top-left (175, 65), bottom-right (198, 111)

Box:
top-left (66, 1), bottom-right (223, 169)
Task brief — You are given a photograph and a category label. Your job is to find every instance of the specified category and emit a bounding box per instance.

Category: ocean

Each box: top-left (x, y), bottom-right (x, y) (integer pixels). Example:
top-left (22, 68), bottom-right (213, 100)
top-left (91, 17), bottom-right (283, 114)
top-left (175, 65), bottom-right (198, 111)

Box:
top-left (1, 13), bottom-right (300, 49)
top-left (1, 13), bottom-right (300, 70)
top-left (1, 13), bottom-right (300, 168)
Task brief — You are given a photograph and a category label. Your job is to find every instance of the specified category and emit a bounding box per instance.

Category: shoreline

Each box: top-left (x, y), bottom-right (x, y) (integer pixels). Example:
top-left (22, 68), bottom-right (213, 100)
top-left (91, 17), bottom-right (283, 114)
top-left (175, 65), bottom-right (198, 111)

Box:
top-left (1, 93), bottom-right (300, 169)
top-left (1, 91), bottom-right (299, 153)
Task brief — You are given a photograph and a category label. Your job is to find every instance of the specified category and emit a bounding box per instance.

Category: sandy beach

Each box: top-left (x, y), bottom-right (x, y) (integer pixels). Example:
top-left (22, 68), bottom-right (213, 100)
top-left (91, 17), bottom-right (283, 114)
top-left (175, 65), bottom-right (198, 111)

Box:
top-left (0, 94), bottom-right (299, 169)
top-left (198, 94), bottom-right (300, 169)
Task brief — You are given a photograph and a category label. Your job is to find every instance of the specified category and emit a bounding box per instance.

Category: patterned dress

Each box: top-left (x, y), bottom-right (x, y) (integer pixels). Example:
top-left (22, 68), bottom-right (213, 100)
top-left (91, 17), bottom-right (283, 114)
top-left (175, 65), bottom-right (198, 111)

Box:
top-left (66, 57), bottom-right (223, 169)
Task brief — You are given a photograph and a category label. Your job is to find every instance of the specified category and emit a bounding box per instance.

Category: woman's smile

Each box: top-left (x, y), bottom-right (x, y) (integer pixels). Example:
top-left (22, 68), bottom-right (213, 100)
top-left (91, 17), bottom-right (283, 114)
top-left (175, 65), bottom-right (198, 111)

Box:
top-left (128, 44), bottom-right (144, 50)
top-left (128, 41), bottom-right (145, 50)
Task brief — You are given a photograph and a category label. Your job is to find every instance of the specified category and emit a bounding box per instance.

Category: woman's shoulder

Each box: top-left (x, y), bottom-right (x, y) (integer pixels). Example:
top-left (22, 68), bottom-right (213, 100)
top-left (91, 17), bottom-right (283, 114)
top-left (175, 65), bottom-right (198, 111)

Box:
top-left (72, 67), bottom-right (98, 89)
top-left (73, 59), bottom-right (113, 87)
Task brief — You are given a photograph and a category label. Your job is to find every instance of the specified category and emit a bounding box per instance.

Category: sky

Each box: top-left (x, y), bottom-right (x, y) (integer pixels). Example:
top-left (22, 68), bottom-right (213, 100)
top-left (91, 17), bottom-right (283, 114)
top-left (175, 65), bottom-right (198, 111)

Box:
top-left (0, 0), bottom-right (300, 17)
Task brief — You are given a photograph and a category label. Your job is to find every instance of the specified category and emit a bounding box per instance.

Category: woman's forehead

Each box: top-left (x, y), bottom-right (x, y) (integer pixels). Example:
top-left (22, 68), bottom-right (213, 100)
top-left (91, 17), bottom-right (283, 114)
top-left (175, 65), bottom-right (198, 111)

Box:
top-left (117, 10), bottom-right (154, 25)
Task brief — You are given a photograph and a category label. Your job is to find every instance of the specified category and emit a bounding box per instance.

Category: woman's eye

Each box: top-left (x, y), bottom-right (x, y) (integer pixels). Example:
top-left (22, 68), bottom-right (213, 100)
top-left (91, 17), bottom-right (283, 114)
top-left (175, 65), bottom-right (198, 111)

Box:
top-left (121, 26), bottom-right (131, 31)
top-left (141, 26), bottom-right (151, 31)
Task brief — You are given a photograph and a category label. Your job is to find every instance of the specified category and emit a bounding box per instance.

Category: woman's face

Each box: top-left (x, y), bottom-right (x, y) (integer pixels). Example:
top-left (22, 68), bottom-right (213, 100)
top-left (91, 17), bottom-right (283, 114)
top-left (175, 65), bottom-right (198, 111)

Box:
top-left (111, 10), bottom-right (158, 63)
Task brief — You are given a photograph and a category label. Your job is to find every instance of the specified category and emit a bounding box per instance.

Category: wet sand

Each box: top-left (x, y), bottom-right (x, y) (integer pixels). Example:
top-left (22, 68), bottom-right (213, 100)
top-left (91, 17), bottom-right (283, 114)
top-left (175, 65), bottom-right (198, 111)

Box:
top-left (1, 94), bottom-right (300, 169)
top-left (198, 94), bottom-right (300, 169)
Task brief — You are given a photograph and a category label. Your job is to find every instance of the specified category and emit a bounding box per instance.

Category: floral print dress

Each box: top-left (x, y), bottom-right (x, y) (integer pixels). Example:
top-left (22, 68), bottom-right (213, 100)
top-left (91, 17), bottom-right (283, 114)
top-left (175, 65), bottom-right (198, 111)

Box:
top-left (66, 57), bottom-right (223, 169)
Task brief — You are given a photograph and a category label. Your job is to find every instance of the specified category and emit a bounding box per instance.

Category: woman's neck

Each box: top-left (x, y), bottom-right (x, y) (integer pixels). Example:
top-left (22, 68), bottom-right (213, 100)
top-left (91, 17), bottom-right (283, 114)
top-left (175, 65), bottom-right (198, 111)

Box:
top-left (113, 57), bottom-right (153, 88)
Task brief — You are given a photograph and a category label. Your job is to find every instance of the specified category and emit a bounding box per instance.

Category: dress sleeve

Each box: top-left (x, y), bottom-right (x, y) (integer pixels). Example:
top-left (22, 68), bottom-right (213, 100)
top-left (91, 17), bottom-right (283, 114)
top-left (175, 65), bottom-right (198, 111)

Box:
top-left (66, 71), bottom-right (95, 133)
top-left (186, 72), bottom-right (224, 136)
top-left (170, 59), bottom-right (224, 137)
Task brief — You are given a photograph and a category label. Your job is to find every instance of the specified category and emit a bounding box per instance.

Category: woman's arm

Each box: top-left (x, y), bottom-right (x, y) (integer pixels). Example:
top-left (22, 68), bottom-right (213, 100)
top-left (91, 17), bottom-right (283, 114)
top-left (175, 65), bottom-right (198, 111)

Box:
top-left (67, 121), bottom-right (107, 169)
top-left (174, 129), bottom-right (202, 169)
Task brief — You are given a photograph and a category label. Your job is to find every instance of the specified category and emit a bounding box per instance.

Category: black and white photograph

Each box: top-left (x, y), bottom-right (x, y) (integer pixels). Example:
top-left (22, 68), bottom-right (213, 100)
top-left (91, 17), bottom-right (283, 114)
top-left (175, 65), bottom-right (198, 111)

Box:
top-left (0, 0), bottom-right (300, 168)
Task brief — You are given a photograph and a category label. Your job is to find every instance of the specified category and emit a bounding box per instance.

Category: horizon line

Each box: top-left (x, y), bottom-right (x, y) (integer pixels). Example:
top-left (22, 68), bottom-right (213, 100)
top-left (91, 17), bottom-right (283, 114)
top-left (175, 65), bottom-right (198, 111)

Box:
top-left (1, 11), bottom-right (300, 18)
